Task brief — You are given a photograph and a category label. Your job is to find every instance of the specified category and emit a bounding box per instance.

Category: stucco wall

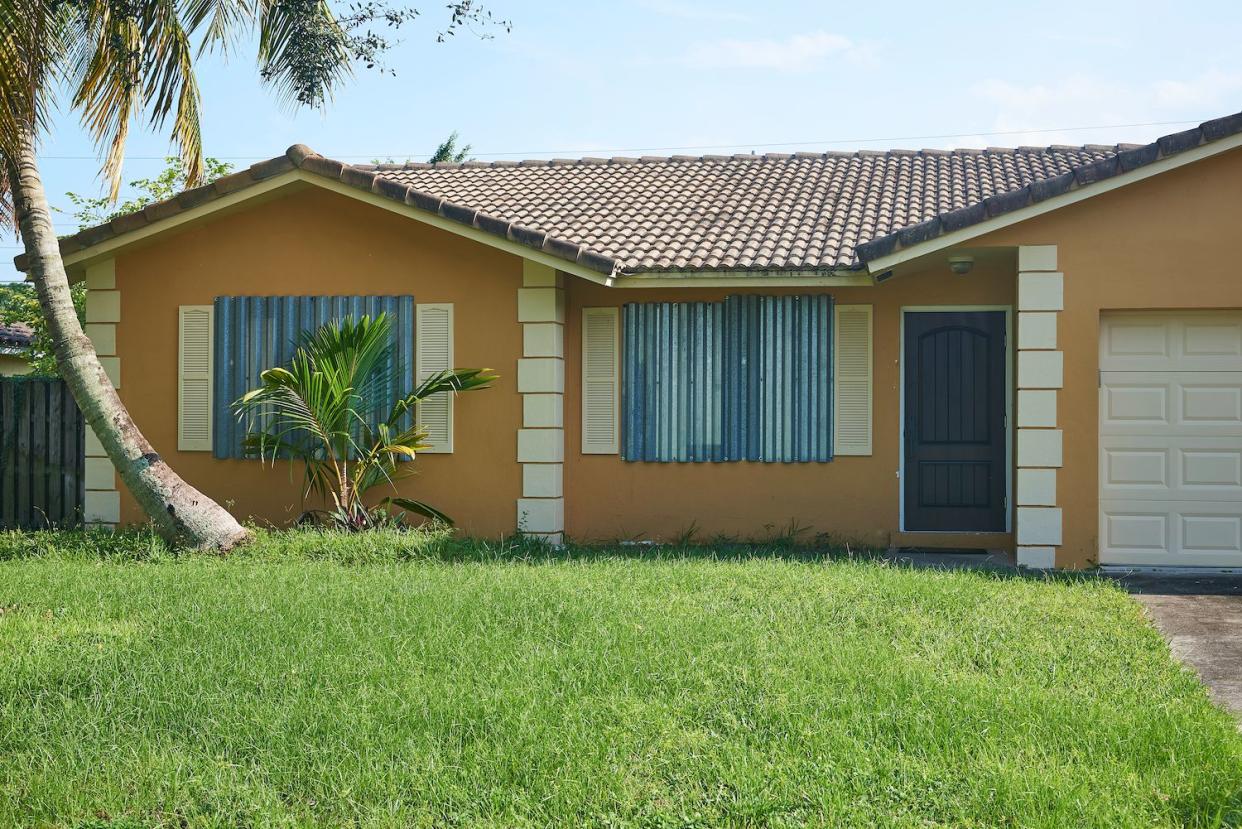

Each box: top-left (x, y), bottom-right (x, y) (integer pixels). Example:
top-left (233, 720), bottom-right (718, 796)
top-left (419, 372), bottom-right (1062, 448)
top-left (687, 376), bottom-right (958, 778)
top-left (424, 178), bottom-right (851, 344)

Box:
top-left (563, 258), bottom-right (1017, 548)
top-left (113, 186), bottom-right (523, 537)
top-left (0, 354), bottom-right (31, 376)
top-left (970, 145), bottom-right (1242, 568)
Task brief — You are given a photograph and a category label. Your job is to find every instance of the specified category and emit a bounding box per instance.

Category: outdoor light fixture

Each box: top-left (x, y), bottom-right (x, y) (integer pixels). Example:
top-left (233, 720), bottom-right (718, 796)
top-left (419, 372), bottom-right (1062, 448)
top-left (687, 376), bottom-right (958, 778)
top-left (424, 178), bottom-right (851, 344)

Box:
top-left (948, 255), bottom-right (975, 275)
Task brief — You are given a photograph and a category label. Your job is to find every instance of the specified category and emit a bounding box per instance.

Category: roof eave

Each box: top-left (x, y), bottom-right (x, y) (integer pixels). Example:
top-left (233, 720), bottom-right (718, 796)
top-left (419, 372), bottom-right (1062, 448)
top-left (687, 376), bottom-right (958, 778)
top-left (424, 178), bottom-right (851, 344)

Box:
top-left (612, 269), bottom-right (873, 288)
top-left (16, 146), bottom-right (625, 287)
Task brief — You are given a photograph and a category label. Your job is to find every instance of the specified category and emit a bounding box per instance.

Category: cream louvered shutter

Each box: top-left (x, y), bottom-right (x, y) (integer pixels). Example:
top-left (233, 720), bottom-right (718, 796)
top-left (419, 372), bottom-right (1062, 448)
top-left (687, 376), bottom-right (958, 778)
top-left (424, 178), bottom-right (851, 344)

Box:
top-left (833, 304), bottom-right (873, 456)
top-left (581, 307), bottom-right (619, 454)
top-left (178, 305), bottom-right (214, 451)
top-left (416, 303), bottom-right (454, 453)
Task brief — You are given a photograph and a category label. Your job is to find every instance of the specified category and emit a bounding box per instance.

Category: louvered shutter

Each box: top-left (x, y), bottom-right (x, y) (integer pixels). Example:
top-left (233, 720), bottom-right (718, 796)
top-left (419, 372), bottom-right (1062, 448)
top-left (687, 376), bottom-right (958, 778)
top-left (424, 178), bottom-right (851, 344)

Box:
top-left (833, 304), bottom-right (873, 455)
top-left (416, 303), bottom-right (454, 453)
top-left (582, 307), bottom-right (620, 454)
top-left (178, 305), bottom-right (214, 451)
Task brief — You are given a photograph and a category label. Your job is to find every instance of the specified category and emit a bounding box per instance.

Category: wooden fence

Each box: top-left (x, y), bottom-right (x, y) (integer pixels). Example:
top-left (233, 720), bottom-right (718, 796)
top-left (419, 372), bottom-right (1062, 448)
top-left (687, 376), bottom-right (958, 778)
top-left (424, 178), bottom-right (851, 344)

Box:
top-left (0, 379), bottom-right (84, 529)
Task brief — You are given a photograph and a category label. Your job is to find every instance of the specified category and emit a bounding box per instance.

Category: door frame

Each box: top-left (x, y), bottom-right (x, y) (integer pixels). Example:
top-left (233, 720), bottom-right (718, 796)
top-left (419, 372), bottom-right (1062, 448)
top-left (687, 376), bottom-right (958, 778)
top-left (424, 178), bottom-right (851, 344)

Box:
top-left (899, 305), bottom-right (1014, 533)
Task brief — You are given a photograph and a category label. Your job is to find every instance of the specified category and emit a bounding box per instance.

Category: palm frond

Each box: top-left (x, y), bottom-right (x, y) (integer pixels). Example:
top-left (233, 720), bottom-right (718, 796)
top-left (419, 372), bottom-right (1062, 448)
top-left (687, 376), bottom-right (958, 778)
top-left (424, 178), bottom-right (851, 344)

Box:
top-left (381, 497), bottom-right (453, 527)
top-left (256, 0), bottom-right (349, 108)
top-left (68, 0), bottom-right (142, 198)
top-left (0, 0), bottom-right (67, 212)
top-left (183, 0), bottom-right (253, 55)
top-left (145, 0), bottom-right (206, 185)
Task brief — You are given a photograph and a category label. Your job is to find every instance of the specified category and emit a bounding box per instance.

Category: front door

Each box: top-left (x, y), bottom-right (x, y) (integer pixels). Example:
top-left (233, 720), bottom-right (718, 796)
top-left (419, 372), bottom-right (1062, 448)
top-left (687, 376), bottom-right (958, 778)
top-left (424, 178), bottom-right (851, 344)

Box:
top-left (903, 311), bottom-right (1007, 532)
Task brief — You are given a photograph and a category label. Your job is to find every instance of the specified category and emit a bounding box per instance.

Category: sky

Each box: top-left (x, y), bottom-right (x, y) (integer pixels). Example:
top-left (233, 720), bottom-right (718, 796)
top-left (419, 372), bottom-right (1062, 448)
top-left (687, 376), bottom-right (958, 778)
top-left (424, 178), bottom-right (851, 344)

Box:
top-left (5, 0), bottom-right (1242, 281)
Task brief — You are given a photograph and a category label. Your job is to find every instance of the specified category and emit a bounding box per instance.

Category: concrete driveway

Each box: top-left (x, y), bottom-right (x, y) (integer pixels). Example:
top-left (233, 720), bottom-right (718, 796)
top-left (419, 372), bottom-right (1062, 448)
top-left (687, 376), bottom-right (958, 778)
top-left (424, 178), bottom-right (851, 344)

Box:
top-left (1121, 574), bottom-right (1242, 717)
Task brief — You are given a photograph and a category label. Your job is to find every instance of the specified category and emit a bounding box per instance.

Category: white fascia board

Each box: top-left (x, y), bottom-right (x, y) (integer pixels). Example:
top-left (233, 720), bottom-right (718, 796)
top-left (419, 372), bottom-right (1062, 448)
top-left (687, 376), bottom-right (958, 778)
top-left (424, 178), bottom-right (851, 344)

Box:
top-left (865, 132), bottom-right (1242, 274)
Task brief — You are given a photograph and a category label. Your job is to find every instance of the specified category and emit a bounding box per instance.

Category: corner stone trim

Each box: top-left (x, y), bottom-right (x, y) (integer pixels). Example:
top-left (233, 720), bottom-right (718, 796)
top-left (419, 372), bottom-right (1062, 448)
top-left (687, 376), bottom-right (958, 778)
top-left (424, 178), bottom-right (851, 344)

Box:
top-left (516, 261), bottom-right (565, 544)
top-left (83, 258), bottom-right (120, 529)
top-left (1015, 245), bottom-right (1061, 569)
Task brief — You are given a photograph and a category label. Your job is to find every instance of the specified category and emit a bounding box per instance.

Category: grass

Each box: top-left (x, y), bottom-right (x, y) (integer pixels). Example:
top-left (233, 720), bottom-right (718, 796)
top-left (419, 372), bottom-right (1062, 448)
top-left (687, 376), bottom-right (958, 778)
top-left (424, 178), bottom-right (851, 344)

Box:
top-left (0, 529), bottom-right (1240, 828)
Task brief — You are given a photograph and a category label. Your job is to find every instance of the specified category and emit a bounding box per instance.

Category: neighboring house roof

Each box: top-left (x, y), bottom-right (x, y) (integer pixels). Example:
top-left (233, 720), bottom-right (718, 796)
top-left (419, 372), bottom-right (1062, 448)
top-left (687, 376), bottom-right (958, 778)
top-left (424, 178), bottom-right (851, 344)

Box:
top-left (18, 112), bottom-right (1242, 280)
top-left (0, 322), bottom-right (33, 356)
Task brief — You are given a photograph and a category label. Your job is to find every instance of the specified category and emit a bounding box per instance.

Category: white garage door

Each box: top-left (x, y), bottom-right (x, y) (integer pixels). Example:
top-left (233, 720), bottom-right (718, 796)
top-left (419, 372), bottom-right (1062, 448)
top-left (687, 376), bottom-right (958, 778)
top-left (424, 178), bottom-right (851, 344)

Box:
top-left (1099, 312), bottom-right (1242, 567)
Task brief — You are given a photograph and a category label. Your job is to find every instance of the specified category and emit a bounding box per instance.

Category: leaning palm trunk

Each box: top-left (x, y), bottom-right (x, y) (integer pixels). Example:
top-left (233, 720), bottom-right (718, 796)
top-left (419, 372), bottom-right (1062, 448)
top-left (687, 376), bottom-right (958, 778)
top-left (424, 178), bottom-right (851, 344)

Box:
top-left (7, 133), bottom-right (249, 550)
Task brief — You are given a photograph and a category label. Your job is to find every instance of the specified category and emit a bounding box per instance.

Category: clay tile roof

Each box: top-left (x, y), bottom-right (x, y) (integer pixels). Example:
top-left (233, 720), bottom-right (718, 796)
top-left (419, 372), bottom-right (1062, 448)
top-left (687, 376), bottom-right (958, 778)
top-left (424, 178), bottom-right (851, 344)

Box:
top-left (17, 112), bottom-right (1242, 278)
top-left (0, 323), bottom-right (33, 350)
top-left (374, 142), bottom-right (1115, 272)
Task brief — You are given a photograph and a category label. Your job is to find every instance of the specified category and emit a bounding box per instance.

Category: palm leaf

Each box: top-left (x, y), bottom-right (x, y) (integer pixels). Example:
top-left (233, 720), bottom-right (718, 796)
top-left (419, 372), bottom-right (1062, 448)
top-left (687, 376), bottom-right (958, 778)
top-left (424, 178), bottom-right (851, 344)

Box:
top-left (235, 314), bottom-right (490, 529)
top-left (381, 497), bottom-right (453, 527)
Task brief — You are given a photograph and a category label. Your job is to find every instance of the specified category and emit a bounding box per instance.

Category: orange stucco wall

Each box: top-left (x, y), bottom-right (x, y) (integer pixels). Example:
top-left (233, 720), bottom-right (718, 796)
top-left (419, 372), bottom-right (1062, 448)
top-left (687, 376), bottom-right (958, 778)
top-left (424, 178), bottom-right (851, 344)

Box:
top-left (563, 260), bottom-right (1017, 548)
top-left (113, 185), bottom-right (523, 537)
top-left (970, 145), bottom-right (1242, 567)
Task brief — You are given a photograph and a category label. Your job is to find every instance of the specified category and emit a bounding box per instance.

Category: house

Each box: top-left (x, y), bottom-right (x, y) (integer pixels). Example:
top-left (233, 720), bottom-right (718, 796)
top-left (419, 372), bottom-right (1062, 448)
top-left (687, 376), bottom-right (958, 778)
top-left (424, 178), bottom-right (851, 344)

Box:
top-left (17, 112), bottom-right (1242, 569)
top-left (0, 323), bottom-right (33, 376)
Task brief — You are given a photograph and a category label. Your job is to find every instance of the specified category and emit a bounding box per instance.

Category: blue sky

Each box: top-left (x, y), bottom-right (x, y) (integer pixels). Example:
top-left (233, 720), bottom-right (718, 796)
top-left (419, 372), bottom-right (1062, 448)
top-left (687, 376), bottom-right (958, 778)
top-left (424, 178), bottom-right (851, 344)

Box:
top-left (5, 0), bottom-right (1242, 280)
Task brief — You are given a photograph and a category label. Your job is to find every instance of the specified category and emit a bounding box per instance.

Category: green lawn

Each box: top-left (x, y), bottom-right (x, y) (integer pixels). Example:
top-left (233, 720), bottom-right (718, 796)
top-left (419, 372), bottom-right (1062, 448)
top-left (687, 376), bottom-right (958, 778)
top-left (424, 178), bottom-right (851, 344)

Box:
top-left (1, 530), bottom-right (1239, 828)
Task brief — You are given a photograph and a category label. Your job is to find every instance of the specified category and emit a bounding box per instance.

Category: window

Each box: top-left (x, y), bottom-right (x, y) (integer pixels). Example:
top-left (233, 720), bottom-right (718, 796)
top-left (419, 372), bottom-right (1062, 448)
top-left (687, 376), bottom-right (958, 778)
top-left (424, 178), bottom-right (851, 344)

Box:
top-left (621, 295), bottom-right (834, 462)
top-left (209, 295), bottom-right (415, 459)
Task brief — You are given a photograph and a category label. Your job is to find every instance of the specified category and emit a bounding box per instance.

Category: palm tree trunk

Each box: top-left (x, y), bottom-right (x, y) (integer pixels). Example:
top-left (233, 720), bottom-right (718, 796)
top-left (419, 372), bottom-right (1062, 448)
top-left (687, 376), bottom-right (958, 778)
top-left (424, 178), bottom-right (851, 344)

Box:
top-left (7, 132), bottom-right (250, 551)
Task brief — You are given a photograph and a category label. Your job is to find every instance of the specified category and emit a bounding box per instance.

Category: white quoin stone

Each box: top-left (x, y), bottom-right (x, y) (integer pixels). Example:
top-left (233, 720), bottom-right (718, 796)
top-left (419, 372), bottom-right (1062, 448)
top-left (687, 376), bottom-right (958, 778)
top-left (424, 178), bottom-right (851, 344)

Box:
top-left (84, 259), bottom-right (116, 289)
top-left (1016, 507), bottom-right (1062, 546)
top-left (517, 358), bottom-right (565, 393)
top-left (1017, 350), bottom-right (1063, 389)
top-left (517, 497), bottom-right (564, 533)
top-left (98, 356), bottom-right (121, 388)
top-left (1017, 245), bottom-right (1057, 272)
top-left (1016, 390), bottom-right (1057, 428)
top-left (523, 393), bottom-right (563, 427)
top-left (84, 489), bottom-right (121, 524)
top-left (84, 456), bottom-right (116, 491)
top-left (1017, 428), bottom-right (1063, 468)
top-left (1017, 546), bottom-right (1057, 569)
top-left (1017, 273), bottom-right (1064, 311)
top-left (1017, 468), bottom-right (1057, 506)
top-left (523, 323), bottom-right (565, 358)
top-left (517, 428), bottom-right (564, 463)
top-left (522, 261), bottom-right (560, 287)
top-left (85, 323), bottom-right (117, 356)
top-left (522, 464), bottom-right (563, 497)
top-left (85, 290), bottom-right (121, 323)
top-left (517, 287), bottom-right (565, 323)
top-left (1017, 312), bottom-right (1057, 349)
top-left (84, 426), bottom-right (107, 457)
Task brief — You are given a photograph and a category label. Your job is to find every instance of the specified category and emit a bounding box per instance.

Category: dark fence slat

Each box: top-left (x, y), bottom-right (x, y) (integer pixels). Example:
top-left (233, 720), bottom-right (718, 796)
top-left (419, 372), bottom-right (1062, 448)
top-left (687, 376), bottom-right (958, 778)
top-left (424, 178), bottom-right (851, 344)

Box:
top-left (1, 382), bottom-right (13, 528)
top-left (31, 383), bottom-right (47, 526)
top-left (47, 381), bottom-right (63, 522)
top-left (0, 378), bottom-right (84, 529)
top-left (15, 385), bottom-right (31, 525)
top-left (69, 390), bottom-right (84, 524)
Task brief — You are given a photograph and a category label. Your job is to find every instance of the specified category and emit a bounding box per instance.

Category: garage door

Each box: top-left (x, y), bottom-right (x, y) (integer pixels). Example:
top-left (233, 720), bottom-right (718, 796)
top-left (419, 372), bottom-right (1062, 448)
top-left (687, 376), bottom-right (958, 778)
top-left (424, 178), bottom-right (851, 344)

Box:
top-left (1099, 312), bottom-right (1242, 567)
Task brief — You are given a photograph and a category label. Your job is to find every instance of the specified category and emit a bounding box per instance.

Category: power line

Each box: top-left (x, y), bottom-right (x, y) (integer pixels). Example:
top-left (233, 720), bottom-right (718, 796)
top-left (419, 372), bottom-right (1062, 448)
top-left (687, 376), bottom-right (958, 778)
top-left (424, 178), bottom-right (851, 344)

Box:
top-left (32, 117), bottom-right (1205, 162)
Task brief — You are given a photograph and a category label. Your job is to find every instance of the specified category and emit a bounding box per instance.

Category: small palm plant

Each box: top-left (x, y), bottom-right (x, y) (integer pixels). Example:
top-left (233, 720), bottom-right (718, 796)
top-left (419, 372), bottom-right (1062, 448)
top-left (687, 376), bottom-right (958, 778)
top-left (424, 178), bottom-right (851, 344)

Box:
top-left (234, 314), bottom-right (495, 530)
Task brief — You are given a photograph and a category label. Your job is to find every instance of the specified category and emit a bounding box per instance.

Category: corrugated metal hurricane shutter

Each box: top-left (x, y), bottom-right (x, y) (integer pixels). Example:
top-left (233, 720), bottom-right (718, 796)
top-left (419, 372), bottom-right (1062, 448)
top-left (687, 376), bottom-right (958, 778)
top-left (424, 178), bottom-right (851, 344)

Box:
top-left (623, 301), bottom-right (724, 462)
top-left (724, 295), bottom-right (833, 462)
top-left (213, 295), bottom-right (415, 459)
top-left (623, 295), bottom-right (832, 463)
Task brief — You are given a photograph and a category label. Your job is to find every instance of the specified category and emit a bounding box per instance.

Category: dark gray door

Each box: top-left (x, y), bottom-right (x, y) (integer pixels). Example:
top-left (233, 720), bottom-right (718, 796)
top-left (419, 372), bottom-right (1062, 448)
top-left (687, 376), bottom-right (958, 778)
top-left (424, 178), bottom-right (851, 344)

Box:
top-left (903, 311), bottom-right (1007, 532)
